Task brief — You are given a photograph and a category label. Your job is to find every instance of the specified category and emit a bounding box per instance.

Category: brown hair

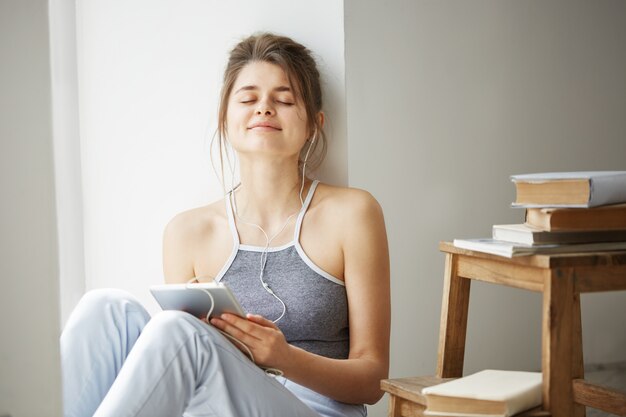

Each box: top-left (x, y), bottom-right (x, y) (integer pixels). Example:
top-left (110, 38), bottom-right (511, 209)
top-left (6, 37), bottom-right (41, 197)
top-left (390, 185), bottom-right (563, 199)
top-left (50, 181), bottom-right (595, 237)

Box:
top-left (213, 33), bottom-right (326, 188)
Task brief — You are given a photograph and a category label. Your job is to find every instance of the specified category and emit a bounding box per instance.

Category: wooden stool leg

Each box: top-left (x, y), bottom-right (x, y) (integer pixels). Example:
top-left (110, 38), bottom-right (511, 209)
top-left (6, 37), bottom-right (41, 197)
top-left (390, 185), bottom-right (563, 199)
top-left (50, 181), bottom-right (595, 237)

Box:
top-left (388, 395), bottom-right (427, 417)
top-left (388, 395), bottom-right (401, 417)
top-left (542, 268), bottom-right (574, 417)
top-left (437, 253), bottom-right (471, 378)
top-left (572, 292), bottom-right (586, 417)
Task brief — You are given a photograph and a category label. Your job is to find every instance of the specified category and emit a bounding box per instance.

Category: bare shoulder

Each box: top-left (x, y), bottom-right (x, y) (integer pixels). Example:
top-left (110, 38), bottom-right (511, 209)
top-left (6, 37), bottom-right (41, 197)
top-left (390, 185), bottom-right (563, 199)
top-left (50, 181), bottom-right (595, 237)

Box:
top-left (310, 182), bottom-right (386, 249)
top-left (164, 200), bottom-right (225, 242)
top-left (163, 199), bottom-right (229, 283)
top-left (313, 182), bottom-right (384, 222)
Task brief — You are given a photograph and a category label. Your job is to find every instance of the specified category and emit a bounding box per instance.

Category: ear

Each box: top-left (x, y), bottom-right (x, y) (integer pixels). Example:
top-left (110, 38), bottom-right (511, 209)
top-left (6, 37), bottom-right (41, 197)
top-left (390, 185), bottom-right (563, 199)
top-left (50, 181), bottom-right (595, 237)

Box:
top-left (310, 112), bottom-right (325, 143)
top-left (317, 111), bottom-right (325, 128)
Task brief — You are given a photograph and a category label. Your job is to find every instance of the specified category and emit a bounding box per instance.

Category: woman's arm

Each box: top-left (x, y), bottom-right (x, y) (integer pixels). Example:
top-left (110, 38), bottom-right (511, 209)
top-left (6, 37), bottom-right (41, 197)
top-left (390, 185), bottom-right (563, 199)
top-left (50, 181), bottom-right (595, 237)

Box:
top-left (211, 189), bottom-right (391, 404)
top-left (162, 212), bottom-right (198, 283)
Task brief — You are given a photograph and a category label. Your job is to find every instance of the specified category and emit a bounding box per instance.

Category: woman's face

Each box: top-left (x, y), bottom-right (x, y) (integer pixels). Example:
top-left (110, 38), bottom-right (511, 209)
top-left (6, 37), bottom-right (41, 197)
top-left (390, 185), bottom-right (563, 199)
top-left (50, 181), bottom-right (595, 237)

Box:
top-left (226, 61), bottom-right (309, 162)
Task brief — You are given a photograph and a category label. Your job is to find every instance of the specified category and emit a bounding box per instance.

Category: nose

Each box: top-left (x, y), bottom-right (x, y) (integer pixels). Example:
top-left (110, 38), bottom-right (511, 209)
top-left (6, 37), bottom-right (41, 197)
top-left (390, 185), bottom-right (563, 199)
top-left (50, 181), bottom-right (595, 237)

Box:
top-left (255, 98), bottom-right (275, 116)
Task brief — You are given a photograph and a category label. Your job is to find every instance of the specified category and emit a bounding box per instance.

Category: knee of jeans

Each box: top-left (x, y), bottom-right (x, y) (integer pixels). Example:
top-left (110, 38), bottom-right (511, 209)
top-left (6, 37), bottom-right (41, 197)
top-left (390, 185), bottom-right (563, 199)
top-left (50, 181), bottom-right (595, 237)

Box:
top-left (79, 288), bottom-right (139, 311)
top-left (150, 310), bottom-right (197, 328)
top-left (63, 288), bottom-right (148, 342)
top-left (71, 289), bottom-right (150, 328)
top-left (146, 310), bottom-right (212, 339)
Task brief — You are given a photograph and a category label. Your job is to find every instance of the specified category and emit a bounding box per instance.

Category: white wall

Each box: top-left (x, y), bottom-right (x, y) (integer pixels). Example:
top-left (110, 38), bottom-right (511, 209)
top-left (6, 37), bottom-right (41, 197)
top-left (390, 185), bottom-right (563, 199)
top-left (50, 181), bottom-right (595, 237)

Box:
top-left (50, 0), bottom-right (85, 327)
top-left (0, 1), bottom-right (63, 416)
top-left (75, 0), bottom-right (346, 314)
top-left (345, 2), bottom-right (626, 415)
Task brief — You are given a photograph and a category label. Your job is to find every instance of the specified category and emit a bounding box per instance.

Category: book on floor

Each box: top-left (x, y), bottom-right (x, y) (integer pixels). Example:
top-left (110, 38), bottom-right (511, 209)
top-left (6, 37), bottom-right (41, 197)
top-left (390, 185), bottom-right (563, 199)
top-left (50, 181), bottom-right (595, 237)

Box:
top-left (510, 171), bottom-right (626, 208)
top-left (452, 238), bottom-right (626, 258)
top-left (422, 369), bottom-right (542, 417)
top-left (492, 223), bottom-right (626, 245)
top-left (525, 203), bottom-right (626, 231)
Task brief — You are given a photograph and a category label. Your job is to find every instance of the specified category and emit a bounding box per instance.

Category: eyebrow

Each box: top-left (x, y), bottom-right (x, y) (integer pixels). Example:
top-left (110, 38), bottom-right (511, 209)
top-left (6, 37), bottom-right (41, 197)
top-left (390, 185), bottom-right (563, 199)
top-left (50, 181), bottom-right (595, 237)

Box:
top-left (234, 85), bottom-right (292, 94)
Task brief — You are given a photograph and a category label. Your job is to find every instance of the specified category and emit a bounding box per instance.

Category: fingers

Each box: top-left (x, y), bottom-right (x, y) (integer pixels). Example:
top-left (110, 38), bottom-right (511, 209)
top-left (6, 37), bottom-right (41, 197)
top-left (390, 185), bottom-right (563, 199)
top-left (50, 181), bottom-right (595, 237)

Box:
top-left (210, 315), bottom-right (261, 344)
top-left (246, 313), bottom-right (279, 329)
top-left (215, 313), bottom-right (277, 335)
top-left (210, 313), bottom-right (281, 347)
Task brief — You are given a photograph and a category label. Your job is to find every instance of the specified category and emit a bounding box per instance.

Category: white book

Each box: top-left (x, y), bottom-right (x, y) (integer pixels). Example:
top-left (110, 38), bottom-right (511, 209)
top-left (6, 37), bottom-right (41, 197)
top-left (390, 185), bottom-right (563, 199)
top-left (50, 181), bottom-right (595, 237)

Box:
top-left (492, 223), bottom-right (626, 245)
top-left (422, 370), bottom-right (542, 417)
top-left (510, 171), bottom-right (626, 208)
top-left (453, 238), bottom-right (626, 258)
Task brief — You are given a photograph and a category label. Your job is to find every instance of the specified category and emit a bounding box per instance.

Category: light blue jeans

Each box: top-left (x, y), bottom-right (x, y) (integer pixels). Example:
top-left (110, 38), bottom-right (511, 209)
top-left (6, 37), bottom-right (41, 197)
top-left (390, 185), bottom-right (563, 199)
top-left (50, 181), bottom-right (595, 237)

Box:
top-left (60, 289), bottom-right (367, 417)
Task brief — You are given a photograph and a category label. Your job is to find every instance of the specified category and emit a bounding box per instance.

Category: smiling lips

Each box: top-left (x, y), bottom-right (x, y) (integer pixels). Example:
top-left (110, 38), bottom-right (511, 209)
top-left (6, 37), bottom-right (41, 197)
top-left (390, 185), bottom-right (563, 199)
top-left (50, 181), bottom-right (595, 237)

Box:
top-left (248, 121), bottom-right (282, 131)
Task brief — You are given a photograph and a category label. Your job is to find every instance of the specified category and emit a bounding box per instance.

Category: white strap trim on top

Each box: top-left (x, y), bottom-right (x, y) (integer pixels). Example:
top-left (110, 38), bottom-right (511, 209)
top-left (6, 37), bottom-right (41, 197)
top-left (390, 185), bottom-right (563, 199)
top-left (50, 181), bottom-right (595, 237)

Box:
top-left (292, 180), bottom-right (346, 287)
top-left (293, 180), bottom-right (319, 241)
top-left (217, 181), bottom-right (344, 286)
top-left (214, 194), bottom-right (241, 283)
top-left (295, 244), bottom-right (345, 286)
top-left (224, 193), bottom-right (241, 245)
top-left (238, 241), bottom-right (294, 253)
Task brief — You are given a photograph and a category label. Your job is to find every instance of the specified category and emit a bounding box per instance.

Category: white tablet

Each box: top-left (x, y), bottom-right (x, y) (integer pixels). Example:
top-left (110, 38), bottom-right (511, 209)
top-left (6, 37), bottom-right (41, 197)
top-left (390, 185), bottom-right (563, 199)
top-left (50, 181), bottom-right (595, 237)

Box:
top-left (150, 282), bottom-right (246, 319)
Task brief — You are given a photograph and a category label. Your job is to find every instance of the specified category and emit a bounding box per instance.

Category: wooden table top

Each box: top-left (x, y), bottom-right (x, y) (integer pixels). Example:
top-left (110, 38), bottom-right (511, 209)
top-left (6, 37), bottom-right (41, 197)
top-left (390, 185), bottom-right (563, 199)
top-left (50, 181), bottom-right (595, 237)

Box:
top-left (439, 241), bottom-right (626, 269)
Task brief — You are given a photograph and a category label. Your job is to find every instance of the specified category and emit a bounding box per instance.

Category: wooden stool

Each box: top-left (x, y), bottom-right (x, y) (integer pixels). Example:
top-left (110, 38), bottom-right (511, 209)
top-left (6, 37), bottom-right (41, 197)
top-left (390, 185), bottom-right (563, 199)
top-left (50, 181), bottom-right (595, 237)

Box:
top-left (381, 242), bottom-right (626, 417)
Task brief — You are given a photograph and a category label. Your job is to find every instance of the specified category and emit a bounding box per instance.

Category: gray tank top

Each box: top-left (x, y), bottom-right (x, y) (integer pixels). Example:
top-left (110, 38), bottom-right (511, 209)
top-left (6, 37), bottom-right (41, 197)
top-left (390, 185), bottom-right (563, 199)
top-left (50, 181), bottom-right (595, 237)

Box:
top-left (215, 181), bottom-right (350, 360)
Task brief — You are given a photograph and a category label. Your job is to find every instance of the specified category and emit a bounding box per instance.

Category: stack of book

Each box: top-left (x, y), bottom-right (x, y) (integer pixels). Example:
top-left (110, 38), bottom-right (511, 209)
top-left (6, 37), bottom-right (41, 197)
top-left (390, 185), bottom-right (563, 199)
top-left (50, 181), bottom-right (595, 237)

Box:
top-left (454, 171), bottom-right (626, 257)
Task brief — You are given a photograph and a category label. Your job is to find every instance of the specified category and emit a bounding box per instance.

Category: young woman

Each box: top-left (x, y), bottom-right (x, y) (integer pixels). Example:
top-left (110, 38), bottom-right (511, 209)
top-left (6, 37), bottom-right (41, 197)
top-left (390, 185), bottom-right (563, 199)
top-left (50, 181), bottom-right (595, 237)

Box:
top-left (61, 32), bottom-right (390, 417)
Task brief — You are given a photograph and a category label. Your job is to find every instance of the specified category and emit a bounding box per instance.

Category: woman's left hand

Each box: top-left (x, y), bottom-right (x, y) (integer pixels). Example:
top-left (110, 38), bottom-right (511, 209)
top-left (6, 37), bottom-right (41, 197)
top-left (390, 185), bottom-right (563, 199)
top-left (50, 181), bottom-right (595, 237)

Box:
top-left (210, 313), bottom-right (293, 370)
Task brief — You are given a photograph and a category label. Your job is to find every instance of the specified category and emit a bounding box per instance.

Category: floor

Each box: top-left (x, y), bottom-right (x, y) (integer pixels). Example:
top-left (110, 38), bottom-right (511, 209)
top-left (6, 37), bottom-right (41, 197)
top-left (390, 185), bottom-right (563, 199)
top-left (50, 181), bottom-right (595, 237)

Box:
top-left (584, 362), bottom-right (626, 417)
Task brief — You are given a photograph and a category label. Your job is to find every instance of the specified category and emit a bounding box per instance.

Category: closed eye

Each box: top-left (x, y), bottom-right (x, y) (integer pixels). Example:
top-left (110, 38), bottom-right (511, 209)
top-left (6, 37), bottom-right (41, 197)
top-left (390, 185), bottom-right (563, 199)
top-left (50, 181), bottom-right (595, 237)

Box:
top-left (238, 97), bottom-right (294, 105)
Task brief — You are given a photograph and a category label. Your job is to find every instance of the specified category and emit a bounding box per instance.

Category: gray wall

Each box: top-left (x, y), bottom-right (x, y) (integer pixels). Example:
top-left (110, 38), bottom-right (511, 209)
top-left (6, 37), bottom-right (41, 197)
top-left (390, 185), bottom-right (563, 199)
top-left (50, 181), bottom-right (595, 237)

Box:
top-left (0, 1), bottom-right (63, 416)
top-left (345, 1), bottom-right (626, 415)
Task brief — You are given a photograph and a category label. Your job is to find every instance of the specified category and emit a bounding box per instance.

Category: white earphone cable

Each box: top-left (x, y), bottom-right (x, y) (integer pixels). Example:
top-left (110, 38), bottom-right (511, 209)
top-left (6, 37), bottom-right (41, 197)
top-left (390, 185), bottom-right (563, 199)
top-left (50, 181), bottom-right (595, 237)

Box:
top-left (229, 134), bottom-right (317, 323)
top-left (211, 131), bottom-right (317, 376)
